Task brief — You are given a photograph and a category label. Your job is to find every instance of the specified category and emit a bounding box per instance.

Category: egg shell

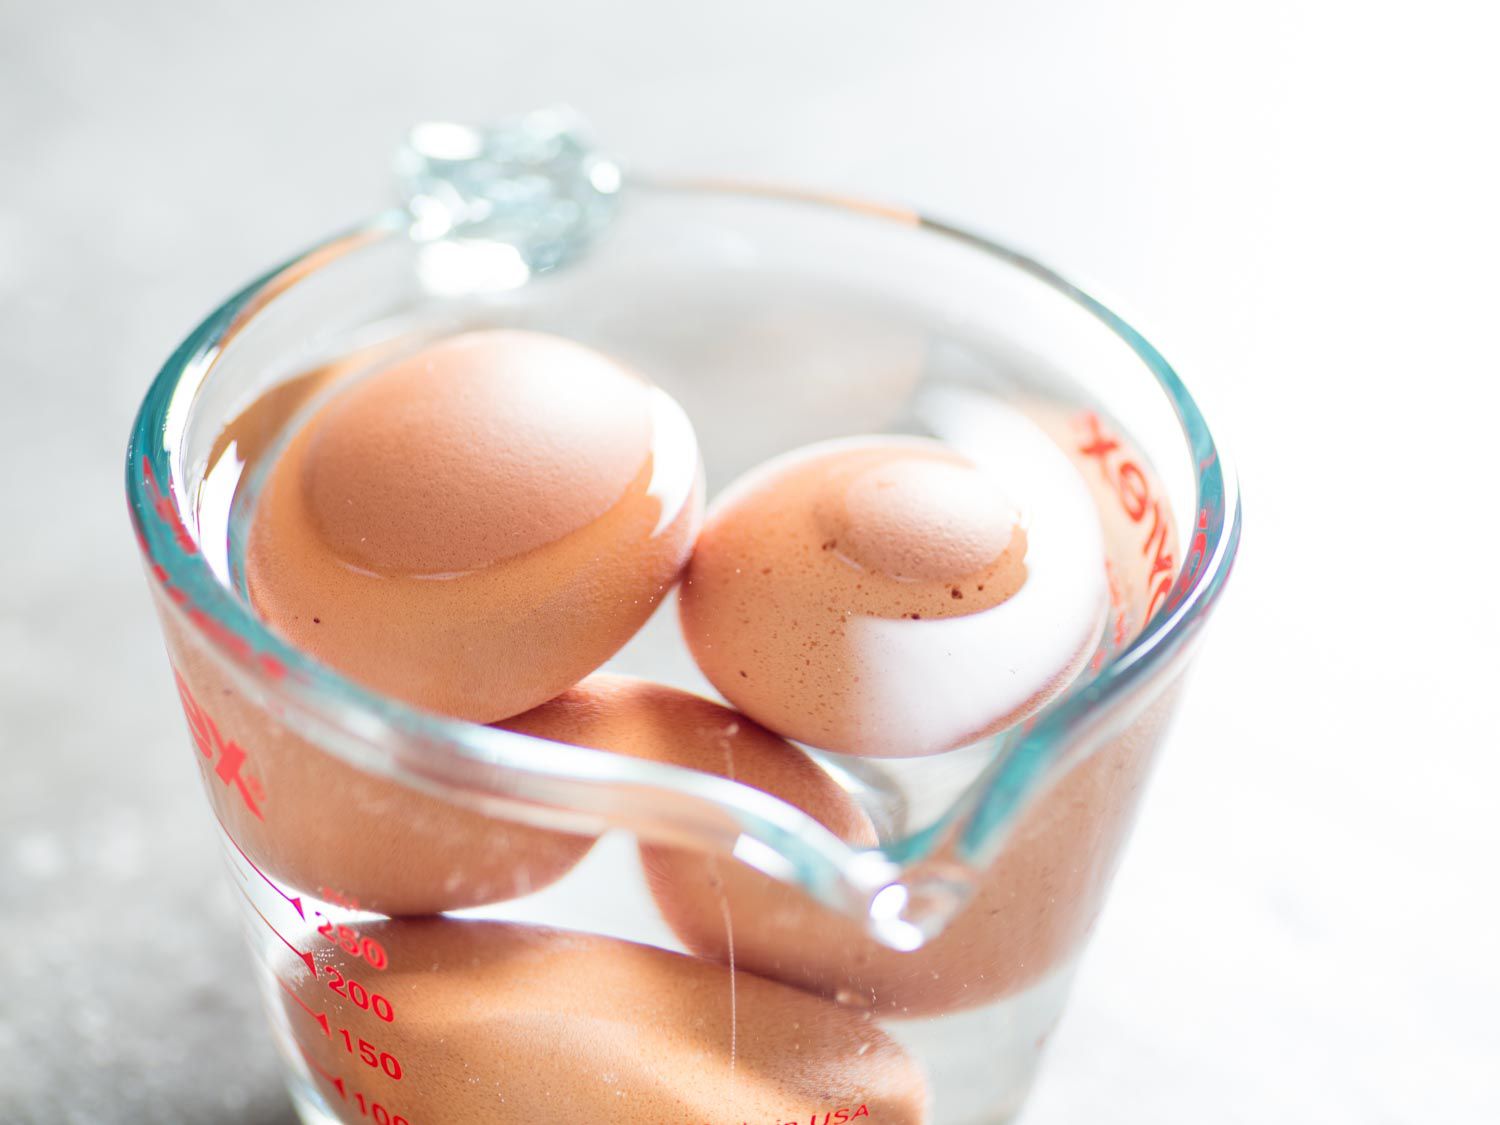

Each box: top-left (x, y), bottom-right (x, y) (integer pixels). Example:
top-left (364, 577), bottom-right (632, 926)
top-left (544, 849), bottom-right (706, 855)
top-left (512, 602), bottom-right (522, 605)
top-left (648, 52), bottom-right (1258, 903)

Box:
top-left (246, 329), bottom-right (704, 723)
top-left (159, 598), bottom-right (595, 916)
top-left (280, 919), bottom-right (930, 1124)
top-left (680, 435), bottom-right (1101, 757)
top-left (498, 673), bottom-right (875, 842)
top-left (497, 673), bottom-right (1172, 1015)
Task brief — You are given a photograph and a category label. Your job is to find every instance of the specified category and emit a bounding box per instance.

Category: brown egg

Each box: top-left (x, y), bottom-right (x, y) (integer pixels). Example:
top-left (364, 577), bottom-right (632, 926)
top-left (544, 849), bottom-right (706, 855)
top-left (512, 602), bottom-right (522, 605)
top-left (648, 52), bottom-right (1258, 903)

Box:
top-left (679, 435), bottom-right (1106, 757)
top-left (610, 682), bottom-right (1176, 1019)
top-left (279, 920), bottom-right (930, 1124)
top-left (498, 674), bottom-right (875, 844)
top-left (161, 603), bottom-right (594, 916)
top-left (246, 329), bottom-right (704, 723)
top-left (496, 673), bottom-right (1171, 1017)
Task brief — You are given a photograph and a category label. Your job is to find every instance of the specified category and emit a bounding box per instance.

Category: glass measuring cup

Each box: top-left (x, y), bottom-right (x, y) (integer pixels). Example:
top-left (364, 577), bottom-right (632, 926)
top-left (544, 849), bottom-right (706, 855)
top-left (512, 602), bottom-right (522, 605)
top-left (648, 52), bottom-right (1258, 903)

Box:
top-left (126, 113), bottom-right (1240, 1124)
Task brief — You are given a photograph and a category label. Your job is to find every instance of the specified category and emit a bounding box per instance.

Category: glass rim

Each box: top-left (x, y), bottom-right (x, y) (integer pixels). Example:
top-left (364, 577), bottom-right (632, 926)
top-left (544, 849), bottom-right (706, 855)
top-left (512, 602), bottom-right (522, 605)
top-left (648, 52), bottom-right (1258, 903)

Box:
top-left (125, 179), bottom-right (1242, 922)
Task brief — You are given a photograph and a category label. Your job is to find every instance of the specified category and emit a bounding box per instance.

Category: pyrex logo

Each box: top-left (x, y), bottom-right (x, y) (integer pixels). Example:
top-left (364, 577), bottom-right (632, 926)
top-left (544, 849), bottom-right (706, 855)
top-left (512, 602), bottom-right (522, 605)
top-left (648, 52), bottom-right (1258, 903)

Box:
top-left (1076, 411), bottom-right (1178, 621)
top-left (173, 669), bottom-right (266, 820)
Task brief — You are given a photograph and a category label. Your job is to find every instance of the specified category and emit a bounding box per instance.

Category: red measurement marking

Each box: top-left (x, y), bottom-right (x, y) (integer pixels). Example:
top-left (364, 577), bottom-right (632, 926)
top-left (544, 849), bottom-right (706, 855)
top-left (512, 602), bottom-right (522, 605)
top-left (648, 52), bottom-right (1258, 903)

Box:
top-left (337, 1028), bottom-right (404, 1080)
top-left (316, 917), bottom-right (389, 971)
top-left (213, 808), bottom-right (303, 919)
top-left (297, 1048), bottom-right (412, 1125)
top-left (173, 670), bottom-right (266, 820)
top-left (276, 974), bottom-right (330, 1038)
top-left (239, 886), bottom-right (317, 976)
top-left (353, 1092), bottom-right (410, 1125)
top-left (324, 965), bottom-right (396, 1023)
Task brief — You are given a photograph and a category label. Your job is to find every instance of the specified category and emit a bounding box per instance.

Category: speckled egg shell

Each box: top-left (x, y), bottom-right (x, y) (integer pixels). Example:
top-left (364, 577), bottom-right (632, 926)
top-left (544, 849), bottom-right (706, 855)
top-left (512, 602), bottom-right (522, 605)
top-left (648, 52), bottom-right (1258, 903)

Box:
top-left (246, 329), bottom-right (704, 723)
top-left (280, 919), bottom-right (931, 1123)
top-left (634, 680), bottom-right (1177, 1018)
top-left (161, 601), bottom-right (595, 917)
top-left (494, 673), bottom-right (1170, 1017)
top-left (679, 431), bottom-right (1105, 757)
top-left (498, 674), bottom-right (873, 842)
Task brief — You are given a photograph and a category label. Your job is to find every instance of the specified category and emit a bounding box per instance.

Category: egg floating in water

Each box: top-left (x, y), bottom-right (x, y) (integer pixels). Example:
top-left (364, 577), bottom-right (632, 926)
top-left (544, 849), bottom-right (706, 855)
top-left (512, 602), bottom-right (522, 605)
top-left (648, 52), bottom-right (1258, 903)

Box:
top-left (210, 329), bottom-right (703, 914)
top-left (679, 425), bottom-right (1108, 758)
top-left (245, 329), bottom-right (704, 723)
top-left (281, 919), bottom-right (931, 1124)
top-left (226, 324), bottom-right (1120, 998)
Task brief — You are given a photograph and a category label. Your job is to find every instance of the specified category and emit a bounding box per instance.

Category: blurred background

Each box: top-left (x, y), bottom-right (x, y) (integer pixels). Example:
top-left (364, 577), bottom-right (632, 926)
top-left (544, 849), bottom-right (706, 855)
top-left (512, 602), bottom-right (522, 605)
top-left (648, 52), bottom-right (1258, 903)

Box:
top-left (1, 1), bottom-right (1496, 1122)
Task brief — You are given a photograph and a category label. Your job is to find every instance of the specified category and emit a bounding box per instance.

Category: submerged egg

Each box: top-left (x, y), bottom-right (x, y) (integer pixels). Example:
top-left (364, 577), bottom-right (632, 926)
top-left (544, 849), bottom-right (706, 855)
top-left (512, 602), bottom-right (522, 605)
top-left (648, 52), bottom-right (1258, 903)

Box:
top-left (245, 329), bottom-right (704, 722)
top-left (281, 920), bottom-right (930, 1123)
top-left (498, 675), bottom-right (870, 839)
top-left (494, 673), bottom-right (1169, 1018)
top-left (634, 682), bottom-right (1174, 1018)
top-left (164, 608), bottom-right (595, 918)
top-left (679, 430), bottom-right (1106, 757)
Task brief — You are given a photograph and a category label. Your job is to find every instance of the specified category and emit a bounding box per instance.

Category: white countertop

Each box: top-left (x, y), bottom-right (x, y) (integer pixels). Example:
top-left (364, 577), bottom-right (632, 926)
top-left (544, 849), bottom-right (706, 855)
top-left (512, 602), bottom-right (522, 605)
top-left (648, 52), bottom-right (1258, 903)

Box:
top-left (2, 1), bottom-right (1496, 1121)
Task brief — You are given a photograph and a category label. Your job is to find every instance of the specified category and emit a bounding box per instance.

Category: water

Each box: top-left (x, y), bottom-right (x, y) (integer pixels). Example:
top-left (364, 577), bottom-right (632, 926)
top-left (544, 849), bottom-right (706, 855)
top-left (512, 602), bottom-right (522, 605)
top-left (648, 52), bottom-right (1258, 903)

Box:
top-left (189, 313), bottom-right (1178, 1123)
top-left (229, 823), bottom-right (1077, 1125)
